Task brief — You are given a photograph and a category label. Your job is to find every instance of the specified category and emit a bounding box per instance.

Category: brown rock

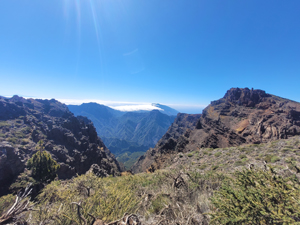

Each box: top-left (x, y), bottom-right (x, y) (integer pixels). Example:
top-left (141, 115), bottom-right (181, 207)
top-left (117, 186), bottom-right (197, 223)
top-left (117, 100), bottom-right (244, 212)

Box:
top-left (133, 88), bottom-right (300, 173)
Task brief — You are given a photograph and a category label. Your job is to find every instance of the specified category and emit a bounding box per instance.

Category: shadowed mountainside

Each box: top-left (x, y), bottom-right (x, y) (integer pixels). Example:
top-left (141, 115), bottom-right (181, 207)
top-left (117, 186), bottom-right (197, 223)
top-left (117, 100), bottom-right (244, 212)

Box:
top-left (0, 96), bottom-right (122, 196)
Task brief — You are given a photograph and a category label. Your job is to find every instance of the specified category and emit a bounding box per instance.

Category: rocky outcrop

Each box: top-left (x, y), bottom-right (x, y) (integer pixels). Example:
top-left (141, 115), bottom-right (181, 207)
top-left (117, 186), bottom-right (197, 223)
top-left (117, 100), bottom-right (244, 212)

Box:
top-left (0, 142), bottom-right (26, 195)
top-left (133, 88), bottom-right (300, 173)
top-left (0, 96), bottom-right (122, 196)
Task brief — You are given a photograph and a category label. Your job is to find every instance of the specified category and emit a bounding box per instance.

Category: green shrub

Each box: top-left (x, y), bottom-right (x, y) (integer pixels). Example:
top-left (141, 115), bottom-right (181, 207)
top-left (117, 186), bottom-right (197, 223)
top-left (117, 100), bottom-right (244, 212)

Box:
top-left (214, 152), bottom-right (222, 157)
top-left (282, 148), bottom-right (289, 152)
top-left (211, 165), bottom-right (219, 170)
top-left (21, 138), bottom-right (30, 145)
top-left (15, 119), bottom-right (22, 124)
top-left (149, 194), bottom-right (169, 214)
top-left (7, 137), bottom-right (18, 144)
top-left (27, 141), bottom-right (59, 183)
top-left (21, 126), bottom-right (31, 134)
top-left (271, 155), bottom-right (281, 163)
top-left (239, 154), bottom-right (247, 159)
top-left (187, 153), bottom-right (193, 157)
top-left (241, 158), bottom-right (248, 163)
top-left (15, 131), bottom-right (26, 138)
top-left (9, 169), bottom-right (37, 194)
top-left (199, 164), bottom-right (207, 170)
top-left (285, 157), bottom-right (296, 163)
top-left (36, 172), bottom-right (155, 223)
top-left (210, 166), bottom-right (300, 224)
top-left (0, 194), bottom-right (15, 214)
top-left (234, 160), bottom-right (245, 166)
top-left (264, 154), bottom-right (273, 163)
top-left (0, 121), bottom-right (9, 128)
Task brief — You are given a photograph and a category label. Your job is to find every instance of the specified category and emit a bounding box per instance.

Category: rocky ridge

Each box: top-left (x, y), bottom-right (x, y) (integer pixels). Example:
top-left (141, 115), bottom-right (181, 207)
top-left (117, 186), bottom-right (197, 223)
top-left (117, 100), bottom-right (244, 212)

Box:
top-left (0, 96), bottom-right (122, 196)
top-left (133, 88), bottom-right (300, 173)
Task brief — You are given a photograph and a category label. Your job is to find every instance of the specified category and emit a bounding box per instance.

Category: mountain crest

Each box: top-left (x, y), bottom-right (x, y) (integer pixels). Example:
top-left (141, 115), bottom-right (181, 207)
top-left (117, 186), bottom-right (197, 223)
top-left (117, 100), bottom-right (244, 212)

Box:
top-left (133, 88), bottom-right (300, 173)
top-left (212, 88), bottom-right (271, 107)
top-left (0, 96), bottom-right (122, 195)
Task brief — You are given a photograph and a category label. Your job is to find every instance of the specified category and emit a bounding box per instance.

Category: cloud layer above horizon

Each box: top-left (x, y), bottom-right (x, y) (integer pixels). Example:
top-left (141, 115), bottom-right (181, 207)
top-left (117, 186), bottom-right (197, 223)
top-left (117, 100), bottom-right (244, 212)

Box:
top-left (4, 96), bottom-right (206, 114)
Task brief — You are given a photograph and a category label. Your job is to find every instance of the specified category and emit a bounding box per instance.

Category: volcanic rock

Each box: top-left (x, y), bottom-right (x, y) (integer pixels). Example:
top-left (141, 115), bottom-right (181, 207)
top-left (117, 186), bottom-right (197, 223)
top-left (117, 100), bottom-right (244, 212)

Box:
top-left (133, 88), bottom-right (300, 173)
top-left (0, 96), bottom-right (122, 196)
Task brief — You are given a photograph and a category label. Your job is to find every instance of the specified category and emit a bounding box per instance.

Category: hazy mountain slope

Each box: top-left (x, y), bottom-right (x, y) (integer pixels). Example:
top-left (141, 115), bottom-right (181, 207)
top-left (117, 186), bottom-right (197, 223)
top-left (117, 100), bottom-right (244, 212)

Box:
top-left (133, 88), bottom-right (300, 173)
top-left (68, 103), bottom-right (176, 169)
top-left (124, 110), bottom-right (177, 146)
top-left (0, 96), bottom-right (122, 196)
top-left (151, 103), bottom-right (179, 116)
top-left (68, 103), bottom-right (124, 137)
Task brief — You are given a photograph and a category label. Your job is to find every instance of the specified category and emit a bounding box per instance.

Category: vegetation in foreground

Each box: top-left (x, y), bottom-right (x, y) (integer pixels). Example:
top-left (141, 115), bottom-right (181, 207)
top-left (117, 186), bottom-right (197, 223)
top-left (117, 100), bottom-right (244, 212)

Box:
top-left (2, 166), bottom-right (300, 224)
top-left (1, 136), bottom-right (300, 224)
top-left (1, 169), bottom-right (223, 224)
top-left (211, 166), bottom-right (300, 224)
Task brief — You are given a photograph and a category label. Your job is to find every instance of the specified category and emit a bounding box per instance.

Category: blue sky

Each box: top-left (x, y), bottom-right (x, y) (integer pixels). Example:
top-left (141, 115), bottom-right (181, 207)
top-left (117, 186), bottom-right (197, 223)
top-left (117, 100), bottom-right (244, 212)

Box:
top-left (1, 0), bottom-right (300, 113)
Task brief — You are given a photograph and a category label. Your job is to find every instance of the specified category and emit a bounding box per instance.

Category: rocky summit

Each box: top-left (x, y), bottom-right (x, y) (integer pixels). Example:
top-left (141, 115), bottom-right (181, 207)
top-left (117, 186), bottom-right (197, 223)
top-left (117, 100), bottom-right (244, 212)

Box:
top-left (0, 96), bottom-right (122, 196)
top-left (133, 88), bottom-right (300, 173)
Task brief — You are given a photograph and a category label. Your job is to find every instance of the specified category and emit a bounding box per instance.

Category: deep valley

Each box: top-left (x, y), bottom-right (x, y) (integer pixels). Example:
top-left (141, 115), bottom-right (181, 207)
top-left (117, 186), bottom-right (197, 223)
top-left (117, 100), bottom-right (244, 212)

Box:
top-left (1, 88), bottom-right (300, 224)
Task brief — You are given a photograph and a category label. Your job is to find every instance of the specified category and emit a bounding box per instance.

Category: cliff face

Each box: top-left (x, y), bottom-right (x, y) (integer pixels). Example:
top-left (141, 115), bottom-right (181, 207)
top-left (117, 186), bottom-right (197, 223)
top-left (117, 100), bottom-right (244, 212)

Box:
top-left (0, 96), bottom-right (122, 195)
top-left (133, 88), bottom-right (300, 173)
top-left (193, 88), bottom-right (300, 148)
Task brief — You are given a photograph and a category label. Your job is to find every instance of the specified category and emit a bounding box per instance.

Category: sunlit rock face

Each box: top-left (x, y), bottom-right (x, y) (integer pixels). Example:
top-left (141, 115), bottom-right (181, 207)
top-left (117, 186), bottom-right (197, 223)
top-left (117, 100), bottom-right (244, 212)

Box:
top-left (133, 88), bottom-right (300, 173)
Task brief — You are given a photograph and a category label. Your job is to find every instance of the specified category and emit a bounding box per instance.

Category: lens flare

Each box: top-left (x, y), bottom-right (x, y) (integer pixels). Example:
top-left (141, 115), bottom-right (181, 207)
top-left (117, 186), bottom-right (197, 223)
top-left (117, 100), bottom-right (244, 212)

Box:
top-left (88, 0), bottom-right (104, 74)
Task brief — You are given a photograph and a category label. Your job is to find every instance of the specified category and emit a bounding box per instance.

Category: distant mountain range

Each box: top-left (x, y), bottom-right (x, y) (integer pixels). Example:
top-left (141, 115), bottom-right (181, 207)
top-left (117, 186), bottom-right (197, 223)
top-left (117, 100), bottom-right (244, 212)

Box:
top-left (68, 103), bottom-right (177, 169)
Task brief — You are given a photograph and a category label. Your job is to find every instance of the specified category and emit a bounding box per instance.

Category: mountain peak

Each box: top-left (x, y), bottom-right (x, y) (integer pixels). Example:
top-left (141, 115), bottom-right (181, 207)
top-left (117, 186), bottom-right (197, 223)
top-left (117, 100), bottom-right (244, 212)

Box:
top-left (211, 87), bottom-right (271, 107)
top-left (134, 88), bottom-right (300, 173)
top-left (151, 103), bottom-right (179, 116)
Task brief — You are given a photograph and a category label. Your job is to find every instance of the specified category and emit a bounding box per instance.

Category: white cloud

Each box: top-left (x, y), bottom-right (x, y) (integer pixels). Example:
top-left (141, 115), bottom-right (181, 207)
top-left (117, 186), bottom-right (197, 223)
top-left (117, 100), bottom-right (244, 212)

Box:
top-left (111, 104), bottom-right (163, 112)
top-left (55, 99), bottom-right (148, 107)
top-left (4, 95), bottom-right (207, 113)
top-left (56, 99), bottom-right (164, 112)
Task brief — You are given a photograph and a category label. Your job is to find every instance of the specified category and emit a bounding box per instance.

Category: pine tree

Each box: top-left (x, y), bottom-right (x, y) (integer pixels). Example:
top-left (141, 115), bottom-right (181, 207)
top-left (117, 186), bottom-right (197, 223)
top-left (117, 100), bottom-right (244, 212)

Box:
top-left (27, 141), bottom-right (60, 183)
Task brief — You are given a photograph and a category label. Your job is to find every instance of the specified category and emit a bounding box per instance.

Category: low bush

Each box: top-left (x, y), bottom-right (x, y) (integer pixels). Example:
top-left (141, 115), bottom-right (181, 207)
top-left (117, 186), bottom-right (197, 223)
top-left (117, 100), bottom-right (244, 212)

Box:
top-left (210, 166), bottom-right (300, 224)
top-left (214, 152), bottom-right (222, 157)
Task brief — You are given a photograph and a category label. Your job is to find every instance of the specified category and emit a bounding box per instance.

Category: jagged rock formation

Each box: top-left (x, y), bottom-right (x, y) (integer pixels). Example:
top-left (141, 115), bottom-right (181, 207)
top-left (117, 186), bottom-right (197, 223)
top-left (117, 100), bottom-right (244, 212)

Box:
top-left (133, 88), bottom-right (300, 173)
top-left (0, 96), bottom-right (122, 196)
